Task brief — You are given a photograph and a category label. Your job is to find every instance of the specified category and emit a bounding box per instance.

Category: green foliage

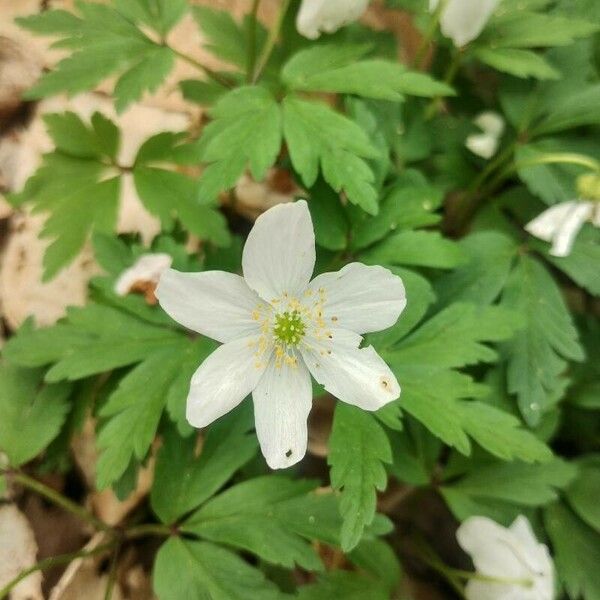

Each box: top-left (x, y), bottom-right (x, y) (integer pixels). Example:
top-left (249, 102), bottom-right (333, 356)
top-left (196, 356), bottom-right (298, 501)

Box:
top-left (0, 362), bottom-right (71, 466)
top-left (328, 403), bottom-right (392, 551)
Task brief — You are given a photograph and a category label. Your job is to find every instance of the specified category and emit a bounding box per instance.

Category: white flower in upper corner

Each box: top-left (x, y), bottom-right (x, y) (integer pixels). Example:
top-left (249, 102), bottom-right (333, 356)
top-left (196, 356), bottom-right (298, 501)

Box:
top-left (457, 515), bottom-right (554, 600)
top-left (429, 0), bottom-right (500, 48)
top-left (466, 111), bottom-right (505, 160)
top-left (114, 253), bottom-right (172, 303)
top-left (156, 200), bottom-right (406, 469)
top-left (296, 0), bottom-right (370, 39)
top-left (525, 200), bottom-right (600, 258)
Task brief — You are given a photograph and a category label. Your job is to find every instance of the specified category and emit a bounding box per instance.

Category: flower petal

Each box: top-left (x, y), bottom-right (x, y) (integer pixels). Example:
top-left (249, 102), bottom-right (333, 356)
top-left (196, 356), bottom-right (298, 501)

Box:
top-left (464, 580), bottom-right (514, 600)
top-left (474, 112), bottom-right (505, 138)
top-left (307, 263), bottom-right (406, 335)
top-left (456, 516), bottom-right (529, 579)
top-left (242, 200), bottom-right (316, 303)
top-left (525, 201), bottom-right (579, 242)
top-left (296, 0), bottom-right (369, 39)
top-left (509, 516), bottom-right (553, 577)
top-left (253, 356), bottom-right (312, 469)
top-left (186, 336), bottom-right (269, 428)
top-left (115, 253), bottom-right (172, 296)
top-left (466, 133), bottom-right (498, 160)
top-left (550, 201), bottom-right (593, 257)
top-left (156, 269), bottom-right (264, 343)
top-left (440, 0), bottom-right (500, 47)
top-left (301, 328), bottom-right (400, 411)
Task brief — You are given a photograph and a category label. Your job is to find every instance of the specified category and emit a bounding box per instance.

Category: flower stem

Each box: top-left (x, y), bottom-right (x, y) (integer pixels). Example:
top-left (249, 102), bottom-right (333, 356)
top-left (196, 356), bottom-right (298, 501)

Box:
top-left (424, 48), bottom-right (462, 120)
top-left (11, 471), bottom-right (112, 533)
top-left (125, 523), bottom-right (172, 539)
top-left (0, 542), bottom-right (115, 600)
top-left (170, 47), bottom-right (234, 88)
top-left (413, 0), bottom-right (446, 69)
top-left (246, 0), bottom-right (262, 83)
top-left (252, 0), bottom-right (291, 83)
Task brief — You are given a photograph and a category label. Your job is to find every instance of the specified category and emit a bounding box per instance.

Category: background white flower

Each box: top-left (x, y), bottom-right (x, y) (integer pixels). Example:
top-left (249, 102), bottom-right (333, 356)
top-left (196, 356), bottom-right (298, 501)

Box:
top-left (457, 515), bottom-right (554, 600)
top-left (296, 0), bottom-right (370, 40)
top-left (525, 200), bottom-right (600, 257)
top-left (156, 200), bottom-right (406, 469)
top-left (466, 111), bottom-right (505, 160)
top-left (429, 0), bottom-right (500, 47)
top-left (114, 253), bottom-right (172, 297)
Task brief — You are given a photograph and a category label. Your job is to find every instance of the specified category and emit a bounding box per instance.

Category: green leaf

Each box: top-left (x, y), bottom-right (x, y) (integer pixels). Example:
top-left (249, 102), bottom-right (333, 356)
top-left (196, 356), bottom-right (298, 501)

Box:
top-left (133, 167), bottom-right (230, 246)
top-left (501, 255), bottom-right (584, 425)
top-left (282, 45), bottom-right (453, 100)
top-left (0, 362), bottom-right (71, 466)
top-left (151, 407), bottom-right (257, 524)
top-left (565, 456), bottom-right (600, 533)
top-left (387, 303), bottom-right (521, 369)
top-left (535, 83), bottom-right (600, 134)
top-left (19, 3), bottom-right (175, 111)
top-left (180, 79), bottom-right (228, 106)
top-left (545, 502), bottom-right (600, 600)
top-left (198, 86), bottom-right (282, 200)
top-left (3, 304), bottom-right (184, 382)
top-left (96, 345), bottom-right (189, 489)
top-left (328, 403), bottom-right (392, 551)
top-left (297, 571), bottom-right (388, 600)
top-left (360, 230), bottom-right (464, 269)
top-left (350, 181), bottom-right (443, 251)
top-left (184, 477), bottom-right (323, 570)
top-left (434, 232), bottom-right (518, 306)
top-left (475, 48), bottom-right (560, 80)
top-left (153, 538), bottom-right (283, 600)
top-left (308, 181), bottom-right (349, 251)
top-left (449, 458), bottom-right (576, 505)
top-left (282, 95), bottom-right (379, 214)
top-left (348, 538), bottom-right (402, 593)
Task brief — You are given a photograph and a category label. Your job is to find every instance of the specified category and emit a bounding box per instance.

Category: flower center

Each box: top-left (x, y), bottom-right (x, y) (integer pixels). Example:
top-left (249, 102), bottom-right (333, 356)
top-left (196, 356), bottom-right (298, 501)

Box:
top-left (273, 310), bottom-right (306, 347)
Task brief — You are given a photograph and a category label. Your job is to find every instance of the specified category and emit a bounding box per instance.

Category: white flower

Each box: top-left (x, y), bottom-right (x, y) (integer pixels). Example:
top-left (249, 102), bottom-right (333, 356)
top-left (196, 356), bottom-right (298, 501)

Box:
top-left (466, 111), bottom-right (505, 160)
top-left (429, 0), bottom-right (500, 47)
top-left (114, 253), bottom-right (172, 297)
top-left (156, 201), bottom-right (406, 469)
top-left (457, 515), bottom-right (554, 600)
top-left (296, 0), bottom-right (370, 40)
top-left (525, 200), bottom-right (600, 257)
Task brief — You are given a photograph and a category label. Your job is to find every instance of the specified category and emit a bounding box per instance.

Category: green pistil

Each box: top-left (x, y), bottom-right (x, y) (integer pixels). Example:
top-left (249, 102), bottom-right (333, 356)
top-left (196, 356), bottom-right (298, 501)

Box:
top-left (273, 310), bottom-right (305, 347)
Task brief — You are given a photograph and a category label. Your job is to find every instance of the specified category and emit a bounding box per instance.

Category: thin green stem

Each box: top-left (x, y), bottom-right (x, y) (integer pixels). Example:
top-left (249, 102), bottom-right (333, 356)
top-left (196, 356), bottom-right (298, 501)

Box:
top-left (413, 0), bottom-right (446, 69)
top-left (0, 542), bottom-right (115, 600)
top-left (11, 472), bottom-right (112, 533)
top-left (252, 0), bottom-right (291, 83)
top-left (424, 48), bottom-right (462, 120)
top-left (170, 47), bottom-right (234, 88)
top-left (246, 0), bottom-right (262, 83)
top-left (104, 541), bottom-right (122, 600)
top-left (125, 523), bottom-right (172, 539)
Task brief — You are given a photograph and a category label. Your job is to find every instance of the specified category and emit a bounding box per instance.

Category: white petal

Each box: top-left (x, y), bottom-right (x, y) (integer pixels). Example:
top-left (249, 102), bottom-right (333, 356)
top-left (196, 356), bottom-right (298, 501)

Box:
top-left (466, 133), bottom-right (498, 160)
top-left (253, 356), bottom-right (312, 469)
top-left (591, 204), bottom-right (600, 228)
top-left (186, 336), bottom-right (269, 428)
top-left (456, 517), bottom-right (529, 580)
top-left (440, 0), bottom-right (500, 47)
top-left (296, 0), bottom-right (369, 39)
top-left (156, 269), bottom-right (264, 343)
top-left (301, 328), bottom-right (400, 411)
top-left (474, 111), bottom-right (505, 138)
top-left (525, 201), bottom-right (579, 243)
top-left (242, 200), bottom-right (316, 302)
top-left (307, 263), bottom-right (406, 334)
top-left (550, 201), bottom-right (593, 257)
top-left (464, 580), bottom-right (514, 600)
top-left (429, 0), bottom-right (440, 10)
top-left (114, 253), bottom-right (172, 296)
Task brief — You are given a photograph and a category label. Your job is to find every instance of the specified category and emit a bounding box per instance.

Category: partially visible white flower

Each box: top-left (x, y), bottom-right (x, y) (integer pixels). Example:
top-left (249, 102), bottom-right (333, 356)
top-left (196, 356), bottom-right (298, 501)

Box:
top-left (114, 253), bottom-right (172, 299)
top-left (525, 200), bottom-right (599, 257)
top-left (457, 515), bottom-right (554, 600)
top-left (466, 111), bottom-right (505, 160)
top-left (156, 201), bottom-right (406, 470)
top-left (429, 0), bottom-right (500, 47)
top-left (296, 0), bottom-right (370, 39)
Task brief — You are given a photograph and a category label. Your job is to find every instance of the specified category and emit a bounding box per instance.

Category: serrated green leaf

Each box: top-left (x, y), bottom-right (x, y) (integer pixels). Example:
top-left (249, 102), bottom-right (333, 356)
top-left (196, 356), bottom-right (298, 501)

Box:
top-left (198, 86), bottom-right (282, 200)
top-left (348, 538), bottom-right (402, 592)
top-left (328, 403), bottom-right (392, 551)
top-left (360, 230), bottom-right (464, 268)
top-left (184, 476), bottom-right (323, 570)
top-left (283, 44), bottom-right (453, 100)
top-left (153, 538), bottom-right (283, 600)
top-left (501, 255), bottom-right (584, 425)
top-left (282, 95), bottom-right (379, 214)
top-left (297, 571), bottom-right (388, 600)
top-left (307, 181), bottom-right (349, 251)
top-left (545, 502), bottom-right (600, 600)
top-left (565, 456), bottom-right (600, 533)
top-left (151, 406), bottom-right (257, 524)
top-left (114, 0), bottom-right (188, 36)
top-left (0, 362), bottom-right (71, 466)
top-left (450, 458), bottom-right (576, 505)
top-left (475, 48), bottom-right (560, 79)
